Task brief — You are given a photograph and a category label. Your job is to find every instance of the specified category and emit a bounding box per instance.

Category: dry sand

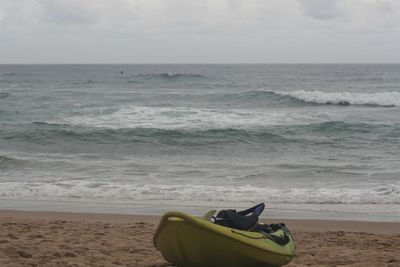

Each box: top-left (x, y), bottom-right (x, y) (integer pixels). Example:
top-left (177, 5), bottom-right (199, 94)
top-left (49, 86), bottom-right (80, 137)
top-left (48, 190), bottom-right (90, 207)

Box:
top-left (1, 210), bottom-right (399, 267)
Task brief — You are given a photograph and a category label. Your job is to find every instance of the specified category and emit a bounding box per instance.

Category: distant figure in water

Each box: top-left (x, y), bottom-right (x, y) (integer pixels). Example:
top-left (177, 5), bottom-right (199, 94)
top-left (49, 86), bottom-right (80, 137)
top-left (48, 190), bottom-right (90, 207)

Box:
top-left (120, 70), bottom-right (124, 75)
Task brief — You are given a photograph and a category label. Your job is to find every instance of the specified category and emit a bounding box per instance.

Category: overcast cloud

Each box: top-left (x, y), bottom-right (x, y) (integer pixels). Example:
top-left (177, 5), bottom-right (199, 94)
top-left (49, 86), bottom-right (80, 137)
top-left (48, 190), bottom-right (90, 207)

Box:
top-left (0, 0), bottom-right (399, 63)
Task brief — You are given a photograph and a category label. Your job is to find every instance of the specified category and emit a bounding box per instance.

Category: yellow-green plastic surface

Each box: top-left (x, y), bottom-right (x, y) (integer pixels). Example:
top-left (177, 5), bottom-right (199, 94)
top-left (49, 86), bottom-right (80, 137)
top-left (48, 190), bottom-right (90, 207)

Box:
top-left (153, 211), bottom-right (296, 267)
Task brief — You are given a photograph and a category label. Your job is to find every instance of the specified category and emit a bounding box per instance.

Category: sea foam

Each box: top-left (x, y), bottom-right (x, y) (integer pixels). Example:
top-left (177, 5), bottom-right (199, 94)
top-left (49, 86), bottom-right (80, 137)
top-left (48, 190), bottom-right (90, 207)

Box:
top-left (65, 106), bottom-right (326, 130)
top-left (0, 181), bottom-right (399, 205)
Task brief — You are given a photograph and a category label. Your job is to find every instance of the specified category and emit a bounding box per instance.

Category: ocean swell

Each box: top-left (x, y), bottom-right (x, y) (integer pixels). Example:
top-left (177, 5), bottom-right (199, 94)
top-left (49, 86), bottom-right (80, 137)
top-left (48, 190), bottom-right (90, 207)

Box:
top-left (0, 122), bottom-right (289, 146)
top-left (0, 92), bottom-right (10, 98)
top-left (129, 73), bottom-right (204, 79)
top-left (0, 156), bottom-right (26, 170)
top-left (1, 120), bottom-right (397, 147)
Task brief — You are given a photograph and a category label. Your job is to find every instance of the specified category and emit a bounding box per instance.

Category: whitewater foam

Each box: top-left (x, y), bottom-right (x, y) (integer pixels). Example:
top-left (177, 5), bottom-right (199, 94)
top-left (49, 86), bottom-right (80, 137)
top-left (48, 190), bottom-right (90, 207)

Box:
top-left (0, 181), bottom-right (399, 205)
top-left (65, 106), bottom-right (328, 130)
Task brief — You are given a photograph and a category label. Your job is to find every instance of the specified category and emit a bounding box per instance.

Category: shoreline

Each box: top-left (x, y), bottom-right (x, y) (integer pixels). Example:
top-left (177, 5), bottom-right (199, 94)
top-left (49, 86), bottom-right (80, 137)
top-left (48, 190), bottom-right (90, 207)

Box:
top-left (2, 209), bottom-right (400, 234)
top-left (1, 210), bottom-right (400, 266)
top-left (1, 199), bottom-right (399, 222)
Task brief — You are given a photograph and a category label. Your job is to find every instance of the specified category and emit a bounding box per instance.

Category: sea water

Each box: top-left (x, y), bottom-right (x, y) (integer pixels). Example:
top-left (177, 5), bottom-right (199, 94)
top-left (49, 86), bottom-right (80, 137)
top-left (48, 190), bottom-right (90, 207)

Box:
top-left (0, 64), bottom-right (399, 221)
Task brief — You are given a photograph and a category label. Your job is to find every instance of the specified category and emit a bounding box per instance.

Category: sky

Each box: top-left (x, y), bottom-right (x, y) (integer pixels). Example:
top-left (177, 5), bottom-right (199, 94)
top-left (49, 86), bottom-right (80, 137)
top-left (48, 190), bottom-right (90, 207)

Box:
top-left (0, 0), bottom-right (399, 64)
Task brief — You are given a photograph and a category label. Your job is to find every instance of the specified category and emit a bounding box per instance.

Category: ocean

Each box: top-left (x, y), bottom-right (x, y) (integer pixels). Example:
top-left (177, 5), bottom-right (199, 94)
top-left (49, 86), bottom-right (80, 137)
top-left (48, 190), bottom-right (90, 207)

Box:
top-left (0, 64), bottom-right (399, 221)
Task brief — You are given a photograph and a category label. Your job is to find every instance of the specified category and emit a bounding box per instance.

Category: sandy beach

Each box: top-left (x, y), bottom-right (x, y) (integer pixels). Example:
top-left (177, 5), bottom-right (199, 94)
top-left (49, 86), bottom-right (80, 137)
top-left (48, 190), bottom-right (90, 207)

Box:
top-left (0, 210), bottom-right (399, 267)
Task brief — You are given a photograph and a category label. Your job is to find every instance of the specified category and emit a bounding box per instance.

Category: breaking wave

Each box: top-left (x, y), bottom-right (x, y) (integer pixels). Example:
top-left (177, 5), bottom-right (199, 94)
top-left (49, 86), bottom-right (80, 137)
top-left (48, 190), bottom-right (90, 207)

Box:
top-left (64, 105), bottom-right (328, 130)
top-left (267, 90), bottom-right (400, 107)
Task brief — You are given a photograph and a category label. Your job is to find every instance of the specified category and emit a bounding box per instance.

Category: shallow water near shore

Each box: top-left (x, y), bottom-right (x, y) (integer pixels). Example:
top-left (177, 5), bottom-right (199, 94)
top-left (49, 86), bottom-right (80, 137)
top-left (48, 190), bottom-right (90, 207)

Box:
top-left (1, 64), bottom-right (399, 221)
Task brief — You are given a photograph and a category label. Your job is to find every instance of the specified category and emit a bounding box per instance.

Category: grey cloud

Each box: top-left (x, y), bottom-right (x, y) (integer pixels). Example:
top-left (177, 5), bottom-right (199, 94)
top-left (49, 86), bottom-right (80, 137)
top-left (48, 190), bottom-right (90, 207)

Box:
top-left (0, 0), bottom-right (399, 63)
top-left (298, 0), bottom-right (344, 20)
top-left (0, 0), bottom-right (98, 26)
top-left (39, 0), bottom-right (97, 25)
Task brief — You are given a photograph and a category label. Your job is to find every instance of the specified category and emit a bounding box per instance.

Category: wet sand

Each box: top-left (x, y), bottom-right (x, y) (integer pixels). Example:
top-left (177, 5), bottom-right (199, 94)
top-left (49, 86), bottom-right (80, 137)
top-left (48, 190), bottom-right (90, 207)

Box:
top-left (1, 210), bottom-right (399, 267)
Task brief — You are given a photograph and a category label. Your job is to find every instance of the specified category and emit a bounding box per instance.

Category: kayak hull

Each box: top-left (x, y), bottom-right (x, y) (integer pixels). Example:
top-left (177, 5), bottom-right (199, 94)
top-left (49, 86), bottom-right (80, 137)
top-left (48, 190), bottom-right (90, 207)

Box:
top-left (154, 211), bottom-right (296, 267)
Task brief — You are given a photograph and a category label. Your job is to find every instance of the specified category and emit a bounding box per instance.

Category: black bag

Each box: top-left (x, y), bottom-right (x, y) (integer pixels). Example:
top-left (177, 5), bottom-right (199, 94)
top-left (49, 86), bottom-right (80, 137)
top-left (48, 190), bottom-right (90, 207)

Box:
top-left (213, 203), bottom-right (265, 230)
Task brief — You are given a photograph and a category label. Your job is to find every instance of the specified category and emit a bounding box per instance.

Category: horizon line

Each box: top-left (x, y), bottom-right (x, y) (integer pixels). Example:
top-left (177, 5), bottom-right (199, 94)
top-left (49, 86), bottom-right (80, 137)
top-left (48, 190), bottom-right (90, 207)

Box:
top-left (1, 62), bottom-right (400, 65)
